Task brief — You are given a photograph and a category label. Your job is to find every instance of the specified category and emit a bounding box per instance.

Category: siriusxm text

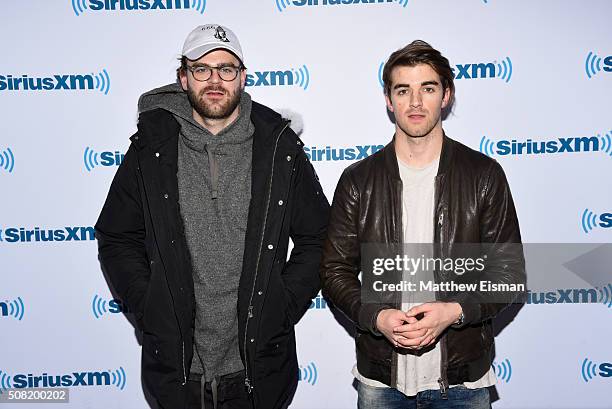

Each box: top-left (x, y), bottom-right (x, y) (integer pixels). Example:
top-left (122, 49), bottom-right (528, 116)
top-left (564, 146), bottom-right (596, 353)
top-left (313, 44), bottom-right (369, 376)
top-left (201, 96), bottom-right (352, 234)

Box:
top-left (246, 71), bottom-right (293, 87)
top-left (304, 145), bottom-right (383, 161)
top-left (494, 137), bottom-right (599, 156)
top-left (596, 213), bottom-right (612, 228)
top-left (0, 75), bottom-right (95, 91)
top-left (13, 372), bottom-right (114, 388)
top-left (88, 0), bottom-right (190, 10)
top-left (452, 63), bottom-right (496, 79)
top-left (99, 152), bottom-right (124, 167)
top-left (592, 364), bottom-right (612, 378)
top-left (527, 289), bottom-right (599, 304)
top-left (0, 227), bottom-right (95, 243)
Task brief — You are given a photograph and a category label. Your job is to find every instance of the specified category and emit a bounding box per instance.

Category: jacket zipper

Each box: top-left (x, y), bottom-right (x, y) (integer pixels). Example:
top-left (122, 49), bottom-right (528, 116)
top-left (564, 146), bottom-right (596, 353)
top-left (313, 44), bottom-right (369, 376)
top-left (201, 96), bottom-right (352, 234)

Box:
top-left (242, 121), bottom-right (290, 394)
top-left (390, 178), bottom-right (403, 388)
top-left (436, 202), bottom-right (449, 398)
top-left (433, 174), bottom-right (449, 399)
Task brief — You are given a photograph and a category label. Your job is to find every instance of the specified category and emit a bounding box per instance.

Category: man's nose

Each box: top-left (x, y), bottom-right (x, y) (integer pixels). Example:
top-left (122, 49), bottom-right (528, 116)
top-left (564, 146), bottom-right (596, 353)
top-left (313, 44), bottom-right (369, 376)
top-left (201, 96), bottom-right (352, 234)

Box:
top-left (409, 91), bottom-right (422, 108)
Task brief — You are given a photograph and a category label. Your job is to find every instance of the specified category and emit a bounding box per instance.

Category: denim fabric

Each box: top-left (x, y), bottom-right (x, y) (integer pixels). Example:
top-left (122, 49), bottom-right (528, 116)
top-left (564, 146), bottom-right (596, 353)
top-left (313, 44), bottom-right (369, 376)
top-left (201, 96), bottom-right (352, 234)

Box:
top-left (357, 380), bottom-right (490, 409)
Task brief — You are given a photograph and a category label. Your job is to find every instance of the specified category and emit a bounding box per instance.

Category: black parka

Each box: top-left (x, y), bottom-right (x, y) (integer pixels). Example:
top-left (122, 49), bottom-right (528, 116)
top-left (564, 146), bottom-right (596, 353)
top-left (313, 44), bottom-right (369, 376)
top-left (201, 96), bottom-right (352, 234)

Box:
top-left (95, 103), bottom-right (330, 409)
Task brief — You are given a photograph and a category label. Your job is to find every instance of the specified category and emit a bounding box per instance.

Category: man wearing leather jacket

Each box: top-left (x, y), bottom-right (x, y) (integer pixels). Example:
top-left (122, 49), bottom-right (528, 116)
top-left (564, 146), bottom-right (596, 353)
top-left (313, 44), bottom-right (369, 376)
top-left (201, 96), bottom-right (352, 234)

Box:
top-left (320, 40), bottom-right (525, 408)
top-left (95, 24), bottom-right (330, 409)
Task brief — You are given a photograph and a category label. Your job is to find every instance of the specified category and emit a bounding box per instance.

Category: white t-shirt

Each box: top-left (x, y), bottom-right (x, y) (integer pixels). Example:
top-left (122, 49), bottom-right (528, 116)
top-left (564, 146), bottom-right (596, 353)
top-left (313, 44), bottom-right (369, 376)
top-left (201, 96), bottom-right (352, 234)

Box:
top-left (353, 156), bottom-right (496, 395)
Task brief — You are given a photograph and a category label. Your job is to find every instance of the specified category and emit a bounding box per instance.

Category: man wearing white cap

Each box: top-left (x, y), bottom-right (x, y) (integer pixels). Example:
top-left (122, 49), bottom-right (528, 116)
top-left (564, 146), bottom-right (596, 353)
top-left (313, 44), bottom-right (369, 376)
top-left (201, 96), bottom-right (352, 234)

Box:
top-left (96, 24), bottom-right (329, 409)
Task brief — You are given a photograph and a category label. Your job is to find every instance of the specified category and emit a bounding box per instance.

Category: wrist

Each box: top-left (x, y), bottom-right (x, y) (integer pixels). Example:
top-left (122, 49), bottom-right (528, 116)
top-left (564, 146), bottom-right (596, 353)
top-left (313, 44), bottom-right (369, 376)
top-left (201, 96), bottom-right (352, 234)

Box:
top-left (453, 304), bottom-right (464, 326)
top-left (374, 307), bottom-right (390, 335)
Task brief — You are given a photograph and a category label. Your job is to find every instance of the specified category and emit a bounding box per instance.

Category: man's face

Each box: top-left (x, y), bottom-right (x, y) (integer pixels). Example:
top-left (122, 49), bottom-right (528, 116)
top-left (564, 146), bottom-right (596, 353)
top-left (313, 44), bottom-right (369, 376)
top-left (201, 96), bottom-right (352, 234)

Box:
top-left (180, 49), bottom-right (246, 120)
top-left (385, 63), bottom-right (450, 140)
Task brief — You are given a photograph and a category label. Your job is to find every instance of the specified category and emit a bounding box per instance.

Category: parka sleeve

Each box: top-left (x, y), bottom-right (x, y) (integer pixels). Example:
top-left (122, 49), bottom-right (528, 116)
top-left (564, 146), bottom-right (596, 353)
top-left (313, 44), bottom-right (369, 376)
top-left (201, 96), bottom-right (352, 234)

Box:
top-left (281, 148), bottom-right (330, 325)
top-left (95, 143), bottom-right (151, 327)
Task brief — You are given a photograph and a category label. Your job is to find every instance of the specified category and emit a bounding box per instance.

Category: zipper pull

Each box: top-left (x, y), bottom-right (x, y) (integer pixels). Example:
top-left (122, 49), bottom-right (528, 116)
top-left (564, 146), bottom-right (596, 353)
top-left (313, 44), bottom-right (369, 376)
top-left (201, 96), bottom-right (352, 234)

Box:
top-left (438, 212), bottom-right (444, 226)
top-left (245, 377), bottom-right (253, 394)
top-left (438, 378), bottom-right (449, 399)
top-left (180, 342), bottom-right (187, 386)
top-left (248, 305), bottom-right (254, 318)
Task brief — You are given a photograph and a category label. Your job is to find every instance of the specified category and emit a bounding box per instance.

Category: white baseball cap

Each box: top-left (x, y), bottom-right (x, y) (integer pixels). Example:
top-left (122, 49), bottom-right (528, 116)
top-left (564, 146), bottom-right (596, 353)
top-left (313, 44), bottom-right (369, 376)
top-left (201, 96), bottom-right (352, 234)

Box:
top-left (181, 24), bottom-right (244, 63)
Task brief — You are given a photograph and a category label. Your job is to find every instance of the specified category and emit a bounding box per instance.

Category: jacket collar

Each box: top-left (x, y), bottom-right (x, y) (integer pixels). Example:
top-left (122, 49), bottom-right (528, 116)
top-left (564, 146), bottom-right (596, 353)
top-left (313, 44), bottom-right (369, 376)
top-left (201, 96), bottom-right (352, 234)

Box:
top-left (130, 101), bottom-right (287, 152)
top-left (383, 132), bottom-right (456, 180)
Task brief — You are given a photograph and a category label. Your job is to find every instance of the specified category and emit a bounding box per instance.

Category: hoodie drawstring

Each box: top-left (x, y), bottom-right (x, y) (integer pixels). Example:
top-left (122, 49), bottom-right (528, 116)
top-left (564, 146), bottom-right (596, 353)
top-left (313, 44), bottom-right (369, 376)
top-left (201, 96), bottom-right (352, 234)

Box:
top-left (204, 144), bottom-right (219, 199)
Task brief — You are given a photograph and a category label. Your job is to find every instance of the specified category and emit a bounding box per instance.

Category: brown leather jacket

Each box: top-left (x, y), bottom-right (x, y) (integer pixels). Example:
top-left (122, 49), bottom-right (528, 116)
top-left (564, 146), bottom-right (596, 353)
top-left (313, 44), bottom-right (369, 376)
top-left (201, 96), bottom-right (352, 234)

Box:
top-left (320, 135), bottom-right (525, 393)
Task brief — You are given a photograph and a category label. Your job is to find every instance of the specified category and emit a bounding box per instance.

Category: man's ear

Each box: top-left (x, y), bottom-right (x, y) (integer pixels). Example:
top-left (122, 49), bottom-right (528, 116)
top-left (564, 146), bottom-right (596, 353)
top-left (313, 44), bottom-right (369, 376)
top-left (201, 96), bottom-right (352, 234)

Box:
top-left (179, 69), bottom-right (189, 91)
top-left (441, 87), bottom-right (451, 109)
top-left (385, 93), bottom-right (394, 113)
top-left (240, 68), bottom-right (247, 90)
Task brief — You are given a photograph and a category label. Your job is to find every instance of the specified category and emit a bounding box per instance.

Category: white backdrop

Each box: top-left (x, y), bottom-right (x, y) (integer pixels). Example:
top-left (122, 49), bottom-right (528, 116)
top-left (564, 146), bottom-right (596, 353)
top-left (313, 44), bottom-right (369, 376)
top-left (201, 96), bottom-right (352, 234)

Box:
top-left (1, 1), bottom-right (611, 408)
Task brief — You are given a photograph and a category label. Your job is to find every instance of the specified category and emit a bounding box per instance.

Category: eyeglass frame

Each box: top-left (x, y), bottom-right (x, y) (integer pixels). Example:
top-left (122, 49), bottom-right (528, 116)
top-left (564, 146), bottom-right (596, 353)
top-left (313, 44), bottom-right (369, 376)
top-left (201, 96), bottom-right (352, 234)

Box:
top-left (184, 63), bottom-right (245, 82)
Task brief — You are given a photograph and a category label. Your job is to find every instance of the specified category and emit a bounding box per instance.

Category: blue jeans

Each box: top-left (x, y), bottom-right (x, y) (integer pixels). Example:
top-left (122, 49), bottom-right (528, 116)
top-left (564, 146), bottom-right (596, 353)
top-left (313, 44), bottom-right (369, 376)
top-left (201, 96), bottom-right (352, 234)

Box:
top-left (357, 380), bottom-right (491, 409)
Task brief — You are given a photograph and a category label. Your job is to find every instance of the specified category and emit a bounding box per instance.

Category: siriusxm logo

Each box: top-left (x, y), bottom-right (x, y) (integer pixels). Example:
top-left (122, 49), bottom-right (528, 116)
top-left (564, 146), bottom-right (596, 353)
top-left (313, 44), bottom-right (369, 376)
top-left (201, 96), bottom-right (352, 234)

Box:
top-left (492, 359), bottom-right (512, 383)
top-left (581, 358), bottom-right (612, 382)
top-left (527, 285), bottom-right (612, 307)
top-left (246, 65), bottom-right (310, 90)
top-left (84, 147), bottom-right (124, 171)
top-left (0, 70), bottom-right (110, 94)
top-left (298, 362), bottom-right (318, 385)
top-left (0, 147), bottom-right (14, 174)
top-left (0, 297), bottom-right (25, 321)
top-left (71, 0), bottom-right (204, 16)
top-left (276, 0), bottom-right (407, 13)
top-left (0, 226), bottom-right (95, 243)
top-left (585, 51), bottom-right (612, 79)
top-left (0, 368), bottom-right (126, 391)
top-left (92, 295), bottom-right (131, 319)
top-left (308, 295), bottom-right (327, 310)
top-left (581, 209), bottom-right (612, 234)
top-left (304, 144), bottom-right (383, 162)
top-left (479, 131), bottom-right (612, 157)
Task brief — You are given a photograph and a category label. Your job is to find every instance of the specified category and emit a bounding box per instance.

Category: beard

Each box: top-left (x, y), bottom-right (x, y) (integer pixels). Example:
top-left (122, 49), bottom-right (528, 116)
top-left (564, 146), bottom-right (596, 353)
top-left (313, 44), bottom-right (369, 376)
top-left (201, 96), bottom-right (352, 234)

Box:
top-left (186, 85), bottom-right (242, 120)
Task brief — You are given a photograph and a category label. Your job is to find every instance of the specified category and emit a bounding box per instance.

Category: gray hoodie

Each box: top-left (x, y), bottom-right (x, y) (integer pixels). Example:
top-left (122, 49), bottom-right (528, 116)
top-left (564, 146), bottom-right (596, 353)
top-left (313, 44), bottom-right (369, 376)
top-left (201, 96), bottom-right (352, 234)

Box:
top-left (138, 83), bottom-right (254, 381)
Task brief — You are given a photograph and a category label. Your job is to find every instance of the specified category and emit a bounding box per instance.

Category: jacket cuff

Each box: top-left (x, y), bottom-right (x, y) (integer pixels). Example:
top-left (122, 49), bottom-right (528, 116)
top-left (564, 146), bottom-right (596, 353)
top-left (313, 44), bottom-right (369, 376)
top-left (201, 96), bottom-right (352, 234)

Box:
top-left (358, 304), bottom-right (392, 335)
top-left (448, 295), bottom-right (481, 328)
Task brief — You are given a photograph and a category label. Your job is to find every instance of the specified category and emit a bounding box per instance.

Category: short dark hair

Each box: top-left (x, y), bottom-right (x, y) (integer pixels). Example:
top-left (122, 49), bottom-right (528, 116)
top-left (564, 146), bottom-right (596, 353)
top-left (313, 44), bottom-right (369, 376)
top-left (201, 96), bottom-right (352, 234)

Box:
top-left (382, 40), bottom-right (454, 100)
top-left (176, 55), bottom-right (188, 83)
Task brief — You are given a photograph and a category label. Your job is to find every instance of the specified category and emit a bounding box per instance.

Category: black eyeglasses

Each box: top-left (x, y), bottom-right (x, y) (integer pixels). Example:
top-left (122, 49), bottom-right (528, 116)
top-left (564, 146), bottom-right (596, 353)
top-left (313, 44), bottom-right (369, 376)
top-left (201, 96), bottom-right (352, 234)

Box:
top-left (185, 64), bottom-right (243, 82)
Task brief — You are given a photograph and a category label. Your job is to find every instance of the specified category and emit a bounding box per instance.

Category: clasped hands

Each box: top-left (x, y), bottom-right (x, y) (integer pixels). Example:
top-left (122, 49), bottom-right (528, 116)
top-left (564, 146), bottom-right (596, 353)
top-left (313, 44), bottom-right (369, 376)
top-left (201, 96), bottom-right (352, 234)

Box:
top-left (375, 302), bottom-right (462, 350)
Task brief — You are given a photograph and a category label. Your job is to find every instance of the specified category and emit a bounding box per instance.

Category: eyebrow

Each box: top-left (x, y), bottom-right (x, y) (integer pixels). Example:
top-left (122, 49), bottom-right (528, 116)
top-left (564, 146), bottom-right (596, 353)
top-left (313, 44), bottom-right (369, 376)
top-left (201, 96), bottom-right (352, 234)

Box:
top-left (393, 80), bottom-right (440, 89)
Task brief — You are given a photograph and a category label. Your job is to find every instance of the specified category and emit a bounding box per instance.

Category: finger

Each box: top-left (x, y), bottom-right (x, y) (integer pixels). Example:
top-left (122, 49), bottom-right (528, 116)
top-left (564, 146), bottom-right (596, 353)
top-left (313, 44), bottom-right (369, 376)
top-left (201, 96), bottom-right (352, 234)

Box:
top-left (396, 335), bottom-right (426, 348)
top-left (405, 304), bottom-right (429, 318)
top-left (393, 321), bottom-right (426, 333)
top-left (406, 304), bottom-right (426, 318)
top-left (408, 335), bottom-right (430, 349)
top-left (387, 334), bottom-right (400, 348)
top-left (417, 335), bottom-right (430, 347)
top-left (393, 328), bottom-right (427, 339)
top-left (396, 331), bottom-right (427, 341)
top-left (419, 332), bottom-right (438, 347)
top-left (423, 337), bottom-right (436, 348)
top-left (404, 316), bottom-right (418, 324)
